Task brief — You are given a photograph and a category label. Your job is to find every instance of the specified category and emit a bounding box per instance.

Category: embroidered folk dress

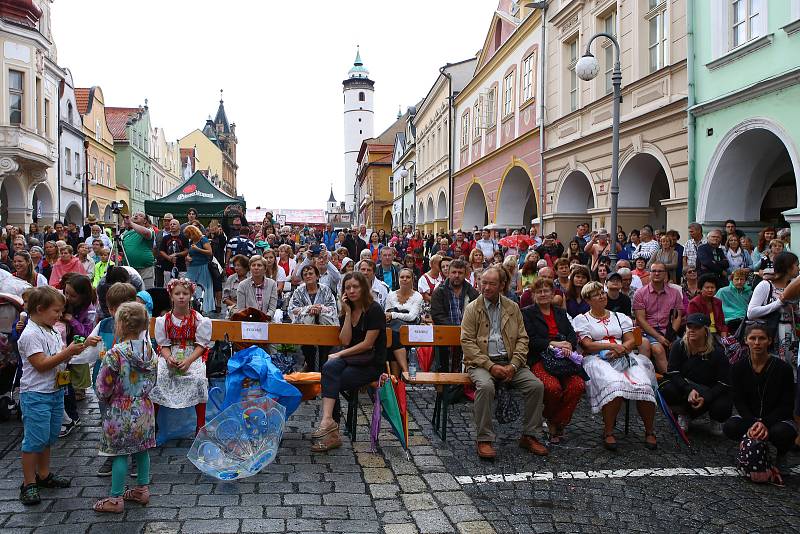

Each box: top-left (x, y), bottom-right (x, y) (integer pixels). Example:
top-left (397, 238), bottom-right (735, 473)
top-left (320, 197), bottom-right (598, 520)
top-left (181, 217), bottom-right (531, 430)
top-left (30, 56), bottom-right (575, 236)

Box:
top-left (96, 340), bottom-right (157, 456)
top-left (573, 311), bottom-right (657, 412)
top-left (149, 311), bottom-right (212, 409)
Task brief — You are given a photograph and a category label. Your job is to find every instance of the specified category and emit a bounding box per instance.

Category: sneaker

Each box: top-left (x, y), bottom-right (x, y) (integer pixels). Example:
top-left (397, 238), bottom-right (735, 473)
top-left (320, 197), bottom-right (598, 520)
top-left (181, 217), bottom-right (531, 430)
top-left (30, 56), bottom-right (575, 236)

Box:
top-left (708, 420), bottom-right (723, 436)
top-left (97, 457), bottom-right (114, 477)
top-left (129, 456), bottom-right (137, 478)
top-left (35, 472), bottom-right (70, 488)
top-left (59, 417), bottom-right (80, 438)
top-left (19, 483), bottom-right (40, 505)
top-left (677, 415), bottom-right (690, 434)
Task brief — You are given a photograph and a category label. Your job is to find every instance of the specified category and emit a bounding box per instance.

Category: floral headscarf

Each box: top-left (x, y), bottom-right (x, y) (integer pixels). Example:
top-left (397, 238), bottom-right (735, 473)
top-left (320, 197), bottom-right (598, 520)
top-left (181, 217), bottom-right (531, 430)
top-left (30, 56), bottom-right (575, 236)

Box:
top-left (166, 277), bottom-right (196, 296)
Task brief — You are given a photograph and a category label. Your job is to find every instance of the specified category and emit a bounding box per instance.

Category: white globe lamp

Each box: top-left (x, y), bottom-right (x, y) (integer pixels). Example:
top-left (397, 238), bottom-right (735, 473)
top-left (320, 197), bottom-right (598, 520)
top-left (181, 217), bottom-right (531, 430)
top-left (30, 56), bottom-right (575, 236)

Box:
top-left (576, 53), bottom-right (600, 81)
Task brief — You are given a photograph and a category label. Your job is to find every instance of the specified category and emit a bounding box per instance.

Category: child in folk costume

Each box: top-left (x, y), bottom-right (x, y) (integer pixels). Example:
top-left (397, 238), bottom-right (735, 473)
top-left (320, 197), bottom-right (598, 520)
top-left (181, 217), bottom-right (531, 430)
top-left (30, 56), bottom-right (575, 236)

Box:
top-left (149, 278), bottom-right (212, 435)
top-left (92, 302), bottom-right (157, 513)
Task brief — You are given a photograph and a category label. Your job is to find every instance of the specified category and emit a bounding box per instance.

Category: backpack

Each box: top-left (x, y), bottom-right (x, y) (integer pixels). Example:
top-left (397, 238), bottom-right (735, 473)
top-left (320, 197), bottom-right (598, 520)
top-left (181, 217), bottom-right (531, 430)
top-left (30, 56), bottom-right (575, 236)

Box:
top-left (736, 436), bottom-right (783, 485)
top-left (234, 237), bottom-right (251, 256)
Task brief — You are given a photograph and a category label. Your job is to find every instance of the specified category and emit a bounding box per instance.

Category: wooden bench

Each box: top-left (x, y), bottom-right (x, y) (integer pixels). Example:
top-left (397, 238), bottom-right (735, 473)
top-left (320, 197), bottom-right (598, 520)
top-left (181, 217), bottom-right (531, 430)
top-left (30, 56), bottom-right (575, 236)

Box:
top-left (148, 319), bottom-right (394, 440)
top-left (399, 325), bottom-right (467, 441)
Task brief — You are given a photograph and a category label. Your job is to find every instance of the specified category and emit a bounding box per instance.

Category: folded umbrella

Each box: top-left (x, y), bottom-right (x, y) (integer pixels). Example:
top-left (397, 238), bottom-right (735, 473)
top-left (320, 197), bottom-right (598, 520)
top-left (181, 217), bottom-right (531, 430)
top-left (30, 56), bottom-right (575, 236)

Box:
top-left (654, 385), bottom-right (691, 449)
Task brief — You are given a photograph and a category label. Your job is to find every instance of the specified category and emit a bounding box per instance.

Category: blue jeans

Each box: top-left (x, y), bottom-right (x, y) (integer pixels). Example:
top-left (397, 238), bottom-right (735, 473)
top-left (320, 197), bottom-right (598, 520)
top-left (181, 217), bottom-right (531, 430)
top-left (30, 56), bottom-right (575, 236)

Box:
top-left (21, 390), bottom-right (64, 452)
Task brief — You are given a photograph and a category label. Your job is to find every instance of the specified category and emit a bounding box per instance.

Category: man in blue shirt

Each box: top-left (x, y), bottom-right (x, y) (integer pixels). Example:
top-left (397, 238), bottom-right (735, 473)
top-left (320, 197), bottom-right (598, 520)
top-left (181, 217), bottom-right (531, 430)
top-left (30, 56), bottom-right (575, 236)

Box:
top-left (375, 247), bottom-right (400, 291)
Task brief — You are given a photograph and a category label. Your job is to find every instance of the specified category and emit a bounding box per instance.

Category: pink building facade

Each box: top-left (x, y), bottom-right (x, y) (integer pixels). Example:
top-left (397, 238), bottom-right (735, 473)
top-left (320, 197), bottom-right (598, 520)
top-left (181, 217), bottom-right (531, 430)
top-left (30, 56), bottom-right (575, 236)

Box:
top-left (452, 2), bottom-right (543, 231)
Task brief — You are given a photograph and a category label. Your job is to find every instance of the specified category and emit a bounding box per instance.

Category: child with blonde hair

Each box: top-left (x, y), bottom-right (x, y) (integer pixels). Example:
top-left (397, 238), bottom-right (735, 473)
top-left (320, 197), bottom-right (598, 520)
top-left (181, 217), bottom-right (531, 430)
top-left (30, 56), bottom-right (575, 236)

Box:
top-left (17, 286), bottom-right (95, 505)
top-left (93, 302), bottom-right (156, 513)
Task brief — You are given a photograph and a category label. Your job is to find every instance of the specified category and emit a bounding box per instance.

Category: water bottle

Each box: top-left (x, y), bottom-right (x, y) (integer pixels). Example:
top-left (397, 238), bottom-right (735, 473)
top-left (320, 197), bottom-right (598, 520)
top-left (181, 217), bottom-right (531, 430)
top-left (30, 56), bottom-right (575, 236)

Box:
top-left (408, 348), bottom-right (418, 380)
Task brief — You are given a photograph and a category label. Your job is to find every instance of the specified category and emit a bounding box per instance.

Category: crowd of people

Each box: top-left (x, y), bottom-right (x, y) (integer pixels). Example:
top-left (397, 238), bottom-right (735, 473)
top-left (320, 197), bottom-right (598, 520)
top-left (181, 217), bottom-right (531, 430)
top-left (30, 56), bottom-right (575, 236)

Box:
top-left (6, 206), bottom-right (800, 510)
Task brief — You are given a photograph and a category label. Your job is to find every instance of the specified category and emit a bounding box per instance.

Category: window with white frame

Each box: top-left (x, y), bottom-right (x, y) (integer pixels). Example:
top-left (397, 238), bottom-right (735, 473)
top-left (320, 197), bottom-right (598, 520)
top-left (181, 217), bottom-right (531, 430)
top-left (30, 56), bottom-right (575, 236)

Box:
top-left (461, 111), bottom-right (470, 147)
top-left (486, 87), bottom-right (496, 127)
top-left (65, 148), bottom-right (72, 175)
top-left (92, 158), bottom-right (97, 182)
top-left (107, 163), bottom-right (111, 184)
top-left (473, 98), bottom-right (481, 137)
top-left (568, 39), bottom-right (578, 112)
top-left (8, 70), bottom-right (23, 125)
top-left (603, 11), bottom-right (617, 94)
top-left (74, 153), bottom-right (80, 178)
top-left (646, 0), bottom-right (667, 73)
top-left (522, 54), bottom-right (534, 102)
top-left (95, 120), bottom-right (101, 141)
top-left (732, 0), bottom-right (762, 48)
top-left (99, 159), bottom-right (104, 182)
top-left (503, 73), bottom-right (514, 117)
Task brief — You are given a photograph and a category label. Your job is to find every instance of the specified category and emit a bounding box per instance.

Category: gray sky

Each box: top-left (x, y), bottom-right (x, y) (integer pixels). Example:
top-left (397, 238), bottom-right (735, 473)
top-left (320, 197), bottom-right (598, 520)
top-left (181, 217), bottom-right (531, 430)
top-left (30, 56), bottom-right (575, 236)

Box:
top-left (51, 0), bottom-right (497, 209)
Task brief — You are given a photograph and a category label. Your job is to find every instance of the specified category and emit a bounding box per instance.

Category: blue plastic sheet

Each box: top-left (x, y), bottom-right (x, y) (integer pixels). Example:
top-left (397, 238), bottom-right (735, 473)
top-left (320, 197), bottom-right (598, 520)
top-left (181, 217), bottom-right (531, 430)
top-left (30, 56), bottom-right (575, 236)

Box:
top-left (223, 346), bottom-right (301, 416)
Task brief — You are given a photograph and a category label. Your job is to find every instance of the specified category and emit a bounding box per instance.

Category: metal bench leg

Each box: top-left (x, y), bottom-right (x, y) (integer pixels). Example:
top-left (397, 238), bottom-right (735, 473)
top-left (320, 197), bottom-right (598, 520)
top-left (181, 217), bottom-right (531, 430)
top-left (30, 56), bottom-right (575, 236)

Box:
top-left (440, 385), bottom-right (456, 442)
top-left (344, 389), bottom-right (358, 440)
top-left (624, 399), bottom-right (630, 435)
top-left (432, 390), bottom-right (443, 438)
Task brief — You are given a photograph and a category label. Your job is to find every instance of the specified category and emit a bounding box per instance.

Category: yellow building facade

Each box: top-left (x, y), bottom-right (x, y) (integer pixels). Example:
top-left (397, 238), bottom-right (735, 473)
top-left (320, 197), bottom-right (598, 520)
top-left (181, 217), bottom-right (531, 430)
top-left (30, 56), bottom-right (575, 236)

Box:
top-left (75, 86), bottom-right (121, 221)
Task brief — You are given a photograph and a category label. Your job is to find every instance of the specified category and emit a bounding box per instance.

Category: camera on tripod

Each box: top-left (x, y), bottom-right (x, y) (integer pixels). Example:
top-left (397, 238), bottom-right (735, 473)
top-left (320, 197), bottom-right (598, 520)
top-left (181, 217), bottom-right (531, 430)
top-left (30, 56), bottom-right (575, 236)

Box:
top-left (110, 201), bottom-right (124, 215)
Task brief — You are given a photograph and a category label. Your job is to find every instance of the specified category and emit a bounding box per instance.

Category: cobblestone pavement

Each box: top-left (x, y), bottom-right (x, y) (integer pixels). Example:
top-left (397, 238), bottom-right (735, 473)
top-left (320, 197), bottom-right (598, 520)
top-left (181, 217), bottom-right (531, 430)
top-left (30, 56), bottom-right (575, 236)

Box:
top-left (0, 384), bottom-right (798, 533)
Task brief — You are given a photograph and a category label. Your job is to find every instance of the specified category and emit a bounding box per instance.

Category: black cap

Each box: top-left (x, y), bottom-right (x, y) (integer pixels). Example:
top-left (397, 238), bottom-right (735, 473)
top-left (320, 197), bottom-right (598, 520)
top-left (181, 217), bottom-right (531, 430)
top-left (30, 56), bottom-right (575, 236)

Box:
top-left (686, 313), bottom-right (711, 327)
top-left (607, 272), bottom-right (622, 282)
top-left (310, 245), bottom-right (322, 256)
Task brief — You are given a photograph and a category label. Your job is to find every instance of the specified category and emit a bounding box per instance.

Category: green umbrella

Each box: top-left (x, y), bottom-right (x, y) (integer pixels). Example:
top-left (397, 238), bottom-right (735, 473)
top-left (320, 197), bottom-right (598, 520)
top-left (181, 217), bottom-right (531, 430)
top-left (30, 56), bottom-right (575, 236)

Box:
top-left (372, 374), bottom-right (409, 457)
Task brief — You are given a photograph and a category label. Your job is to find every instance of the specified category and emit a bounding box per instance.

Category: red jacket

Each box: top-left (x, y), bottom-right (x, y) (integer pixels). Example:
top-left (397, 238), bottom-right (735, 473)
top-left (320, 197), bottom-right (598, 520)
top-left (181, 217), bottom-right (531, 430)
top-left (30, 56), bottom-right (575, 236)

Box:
top-left (450, 240), bottom-right (472, 259)
top-left (687, 295), bottom-right (728, 335)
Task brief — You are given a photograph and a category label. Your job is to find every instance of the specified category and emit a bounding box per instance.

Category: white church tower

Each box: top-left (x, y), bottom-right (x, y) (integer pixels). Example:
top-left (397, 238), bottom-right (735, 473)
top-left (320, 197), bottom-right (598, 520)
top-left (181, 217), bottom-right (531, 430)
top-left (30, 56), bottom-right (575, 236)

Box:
top-left (343, 47), bottom-right (374, 210)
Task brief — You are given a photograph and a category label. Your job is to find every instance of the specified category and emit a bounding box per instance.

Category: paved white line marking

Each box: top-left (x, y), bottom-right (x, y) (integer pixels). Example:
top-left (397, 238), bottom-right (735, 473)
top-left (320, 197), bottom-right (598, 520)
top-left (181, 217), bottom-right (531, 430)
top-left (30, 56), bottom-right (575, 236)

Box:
top-left (455, 466), bottom-right (800, 485)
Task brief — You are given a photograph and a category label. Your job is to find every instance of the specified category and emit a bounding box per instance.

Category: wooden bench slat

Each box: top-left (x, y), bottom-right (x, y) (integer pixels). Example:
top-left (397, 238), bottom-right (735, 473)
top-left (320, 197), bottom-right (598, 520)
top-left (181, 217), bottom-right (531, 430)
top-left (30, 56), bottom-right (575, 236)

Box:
top-left (149, 318), bottom-right (397, 347)
top-left (402, 371), bottom-right (472, 386)
top-left (399, 325), bottom-right (461, 346)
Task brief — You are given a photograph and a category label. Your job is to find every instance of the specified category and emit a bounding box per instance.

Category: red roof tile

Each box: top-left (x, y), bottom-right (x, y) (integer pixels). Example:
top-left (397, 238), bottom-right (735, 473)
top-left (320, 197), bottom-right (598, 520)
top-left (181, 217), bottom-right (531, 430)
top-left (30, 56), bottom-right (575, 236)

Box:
top-left (74, 88), bottom-right (90, 115)
top-left (104, 107), bottom-right (139, 142)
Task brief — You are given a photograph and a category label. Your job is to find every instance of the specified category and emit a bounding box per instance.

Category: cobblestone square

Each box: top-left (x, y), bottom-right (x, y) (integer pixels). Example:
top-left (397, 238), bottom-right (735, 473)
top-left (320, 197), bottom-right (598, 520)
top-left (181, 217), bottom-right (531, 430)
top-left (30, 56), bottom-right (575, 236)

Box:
top-left (0, 385), bottom-right (798, 533)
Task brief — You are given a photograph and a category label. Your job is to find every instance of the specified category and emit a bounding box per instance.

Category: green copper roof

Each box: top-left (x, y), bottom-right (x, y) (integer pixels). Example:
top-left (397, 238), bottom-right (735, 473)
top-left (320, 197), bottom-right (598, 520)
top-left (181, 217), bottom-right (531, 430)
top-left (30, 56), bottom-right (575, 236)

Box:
top-left (349, 47), bottom-right (369, 77)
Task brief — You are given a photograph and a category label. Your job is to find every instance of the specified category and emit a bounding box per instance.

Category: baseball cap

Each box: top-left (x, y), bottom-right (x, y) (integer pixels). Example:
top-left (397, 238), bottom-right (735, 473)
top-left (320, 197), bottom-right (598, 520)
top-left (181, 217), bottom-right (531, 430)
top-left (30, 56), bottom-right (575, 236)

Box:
top-left (607, 272), bottom-right (622, 282)
top-left (310, 245), bottom-right (322, 256)
top-left (686, 313), bottom-right (711, 328)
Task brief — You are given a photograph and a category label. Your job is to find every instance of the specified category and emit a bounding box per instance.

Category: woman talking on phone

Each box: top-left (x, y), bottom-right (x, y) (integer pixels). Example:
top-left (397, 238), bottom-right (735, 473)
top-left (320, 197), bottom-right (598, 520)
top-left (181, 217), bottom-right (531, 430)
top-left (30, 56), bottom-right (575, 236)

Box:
top-left (310, 272), bottom-right (386, 453)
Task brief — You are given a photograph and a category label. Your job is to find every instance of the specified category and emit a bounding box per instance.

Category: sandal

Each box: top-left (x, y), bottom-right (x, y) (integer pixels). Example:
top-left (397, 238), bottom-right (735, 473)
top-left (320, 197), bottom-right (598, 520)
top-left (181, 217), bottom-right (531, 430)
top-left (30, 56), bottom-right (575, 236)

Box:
top-left (311, 421), bottom-right (338, 439)
top-left (310, 431), bottom-right (342, 453)
top-left (123, 485), bottom-right (150, 505)
top-left (19, 483), bottom-right (40, 505)
top-left (644, 431), bottom-right (658, 450)
top-left (602, 432), bottom-right (618, 452)
top-left (93, 496), bottom-right (124, 513)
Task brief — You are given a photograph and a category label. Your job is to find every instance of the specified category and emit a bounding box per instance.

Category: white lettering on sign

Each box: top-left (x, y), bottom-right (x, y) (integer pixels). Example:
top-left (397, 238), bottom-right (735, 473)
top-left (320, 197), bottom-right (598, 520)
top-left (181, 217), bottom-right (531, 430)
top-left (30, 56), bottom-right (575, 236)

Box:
top-left (408, 325), bottom-right (434, 343)
top-left (241, 321), bottom-right (268, 341)
top-left (176, 190), bottom-right (214, 201)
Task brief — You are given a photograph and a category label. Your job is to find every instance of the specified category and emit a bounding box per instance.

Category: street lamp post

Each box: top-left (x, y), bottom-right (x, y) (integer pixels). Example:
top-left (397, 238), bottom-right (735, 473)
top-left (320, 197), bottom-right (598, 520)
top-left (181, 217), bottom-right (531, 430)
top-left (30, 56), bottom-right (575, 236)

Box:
top-left (576, 32), bottom-right (621, 266)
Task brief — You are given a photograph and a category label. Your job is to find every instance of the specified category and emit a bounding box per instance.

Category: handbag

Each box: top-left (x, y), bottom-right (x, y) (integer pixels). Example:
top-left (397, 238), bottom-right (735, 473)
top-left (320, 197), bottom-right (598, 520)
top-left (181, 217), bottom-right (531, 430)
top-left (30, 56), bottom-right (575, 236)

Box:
top-left (208, 257), bottom-right (223, 278)
top-left (343, 351), bottom-right (375, 366)
top-left (494, 382), bottom-right (520, 424)
top-left (541, 347), bottom-right (584, 378)
top-left (206, 334), bottom-right (232, 378)
top-left (736, 436), bottom-right (783, 485)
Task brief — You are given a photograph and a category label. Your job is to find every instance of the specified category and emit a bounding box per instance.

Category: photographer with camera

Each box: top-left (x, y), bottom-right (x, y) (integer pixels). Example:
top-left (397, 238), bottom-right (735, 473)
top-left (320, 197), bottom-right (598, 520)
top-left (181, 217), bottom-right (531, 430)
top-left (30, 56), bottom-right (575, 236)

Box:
top-left (121, 212), bottom-right (156, 289)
